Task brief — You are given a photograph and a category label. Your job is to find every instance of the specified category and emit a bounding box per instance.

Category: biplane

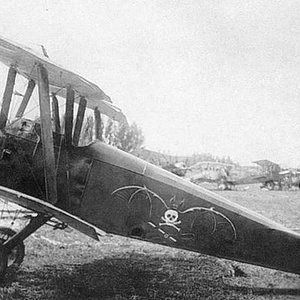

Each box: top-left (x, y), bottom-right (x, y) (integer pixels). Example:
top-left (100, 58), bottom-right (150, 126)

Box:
top-left (252, 160), bottom-right (300, 190)
top-left (189, 161), bottom-right (236, 190)
top-left (252, 160), bottom-right (282, 190)
top-left (162, 162), bottom-right (189, 177)
top-left (0, 36), bottom-right (298, 279)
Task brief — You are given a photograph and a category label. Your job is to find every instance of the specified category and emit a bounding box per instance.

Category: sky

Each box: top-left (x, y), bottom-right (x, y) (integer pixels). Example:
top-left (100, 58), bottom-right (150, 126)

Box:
top-left (0, 0), bottom-right (300, 167)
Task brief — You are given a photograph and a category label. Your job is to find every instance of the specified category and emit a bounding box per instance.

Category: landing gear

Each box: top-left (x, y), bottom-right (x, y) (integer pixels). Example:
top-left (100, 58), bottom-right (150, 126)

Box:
top-left (227, 182), bottom-right (235, 190)
top-left (0, 227), bottom-right (25, 267)
top-left (0, 214), bottom-right (49, 279)
top-left (218, 181), bottom-right (235, 190)
top-left (266, 181), bottom-right (275, 190)
top-left (218, 183), bottom-right (227, 190)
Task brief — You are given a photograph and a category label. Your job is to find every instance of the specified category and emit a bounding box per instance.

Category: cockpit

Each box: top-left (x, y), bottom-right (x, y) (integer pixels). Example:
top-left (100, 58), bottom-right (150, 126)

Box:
top-left (5, 118), bottom-right (40, 142)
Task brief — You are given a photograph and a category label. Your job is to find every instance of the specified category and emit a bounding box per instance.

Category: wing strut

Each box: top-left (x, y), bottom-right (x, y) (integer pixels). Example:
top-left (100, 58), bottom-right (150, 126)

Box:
top-left (65, 86), bottom-right (74, 148)
top-left (51, 93), bottom-right (61, 134)
top-left (0, 66), bottom-right (17, 129)
top-left (3, 214), bottom-right (49, 250)
top-left (73, 96), bottom-right (87, 146)
top-left (94, 106), bottom-right (103, 141)
top-left (37, 64), bottom-right (57, 204)
top-left (15, 79), bottom-right (36, 119)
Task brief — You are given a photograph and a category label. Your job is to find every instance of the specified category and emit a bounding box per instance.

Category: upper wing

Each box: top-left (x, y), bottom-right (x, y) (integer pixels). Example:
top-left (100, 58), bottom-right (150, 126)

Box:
top-left (0, 36), bottom-right (127, 124)
top-left (0, 185), bottom-right (106, 241)
top-left (253, 160), bottom-right (279, 167)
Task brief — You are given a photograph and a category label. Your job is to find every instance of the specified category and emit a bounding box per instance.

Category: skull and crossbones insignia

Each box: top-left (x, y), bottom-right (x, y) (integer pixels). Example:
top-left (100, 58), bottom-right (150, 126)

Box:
top-left (160, 209), bottom-right (181, 230)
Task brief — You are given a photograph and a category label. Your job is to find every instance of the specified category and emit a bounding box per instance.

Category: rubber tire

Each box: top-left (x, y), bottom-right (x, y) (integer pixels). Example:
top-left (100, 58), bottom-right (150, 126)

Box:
top-left (218, 183), bottom-right (226, 190)
top-left (0, 227), bottom-right (25, 267)
top-left (227, 183), bottom-right (233, 190)
top-left (266, 181), bottom-right (274, 190)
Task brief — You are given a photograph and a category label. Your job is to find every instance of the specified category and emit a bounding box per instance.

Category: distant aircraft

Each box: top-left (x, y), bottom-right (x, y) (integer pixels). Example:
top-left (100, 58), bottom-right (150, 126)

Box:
top-left (279, 169), bottom-right (300, 190)
top-left (0, 36), bottom-right (298, 279)
top-left (252, 160), bottom-right (300, 190)
top-left (131, 148), bottom-right (189, 176)
top-left (162, 162), bottom-right (189, 177)
top-left (189, 161), bottom-right (236, 190)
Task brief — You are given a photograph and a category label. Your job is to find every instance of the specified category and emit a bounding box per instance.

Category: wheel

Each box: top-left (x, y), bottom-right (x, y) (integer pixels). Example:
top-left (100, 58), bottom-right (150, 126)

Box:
top-left (218, 183), bottom-right (226, 190)
top-left (0, 227), bottom-right (25, 267)
top-left (266, 181), bottom-right (274, 190)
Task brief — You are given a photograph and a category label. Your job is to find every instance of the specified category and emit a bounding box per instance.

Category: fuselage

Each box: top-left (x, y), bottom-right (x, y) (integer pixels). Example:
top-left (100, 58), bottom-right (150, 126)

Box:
top-left (0, 131), bottom-right (299, 274)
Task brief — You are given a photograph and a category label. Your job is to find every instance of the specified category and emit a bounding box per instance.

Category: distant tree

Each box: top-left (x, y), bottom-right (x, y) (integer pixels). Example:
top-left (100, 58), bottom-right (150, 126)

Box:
top-left (78, 117), bottom-right (144, 153)
top-left (104, 119), bottom-right (144, 152)
top-left (79, 115), bottom-right (94, 146)
top-left (103, 118), bottom-right (115, 145)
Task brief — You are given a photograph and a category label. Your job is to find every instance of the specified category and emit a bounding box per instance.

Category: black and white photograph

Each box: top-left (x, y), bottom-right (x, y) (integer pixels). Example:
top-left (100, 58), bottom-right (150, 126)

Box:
top-left (0, 1), bottom-right (299, 299)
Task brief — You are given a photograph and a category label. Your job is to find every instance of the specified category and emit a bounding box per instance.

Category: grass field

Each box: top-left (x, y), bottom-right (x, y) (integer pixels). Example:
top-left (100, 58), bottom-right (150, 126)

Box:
top-left (0, 184), bottom-right (299, 299)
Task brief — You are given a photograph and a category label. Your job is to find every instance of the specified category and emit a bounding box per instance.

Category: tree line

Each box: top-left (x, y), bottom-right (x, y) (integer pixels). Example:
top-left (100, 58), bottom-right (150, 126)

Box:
top-left (79, 116), bottom-right (144, 153)
top-left (79, 115), bottom-right (237, 167)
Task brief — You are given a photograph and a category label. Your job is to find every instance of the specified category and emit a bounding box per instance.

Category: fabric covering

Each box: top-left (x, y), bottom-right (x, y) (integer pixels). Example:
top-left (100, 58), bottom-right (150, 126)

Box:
top-left (0, 36), bottom-right (127, 123)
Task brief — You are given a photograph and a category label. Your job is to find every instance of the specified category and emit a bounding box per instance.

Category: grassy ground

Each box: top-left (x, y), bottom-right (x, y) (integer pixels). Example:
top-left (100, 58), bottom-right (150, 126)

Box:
top-left (0, 184), bottom-right (299, 299)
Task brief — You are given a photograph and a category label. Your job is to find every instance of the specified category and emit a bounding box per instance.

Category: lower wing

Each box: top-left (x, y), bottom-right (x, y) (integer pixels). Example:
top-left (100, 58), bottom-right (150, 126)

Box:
top-left (0, 186), bottom-right (106, 241)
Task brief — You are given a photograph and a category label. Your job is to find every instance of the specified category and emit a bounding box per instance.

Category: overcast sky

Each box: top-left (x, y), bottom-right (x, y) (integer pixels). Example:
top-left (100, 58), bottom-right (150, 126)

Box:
top-left (0, 0), bottom-right (300, 167)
